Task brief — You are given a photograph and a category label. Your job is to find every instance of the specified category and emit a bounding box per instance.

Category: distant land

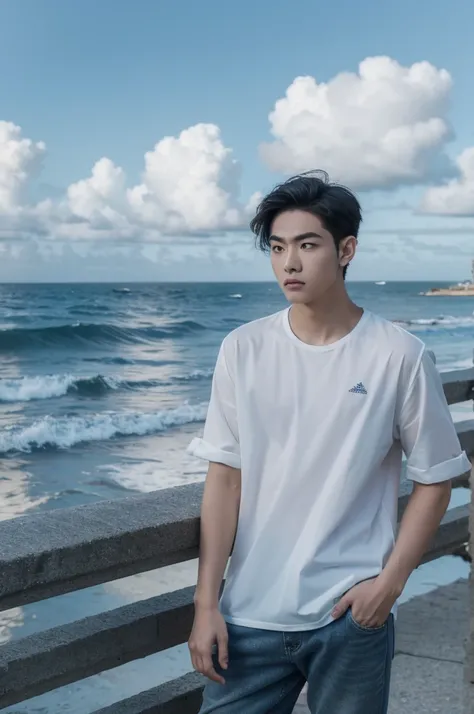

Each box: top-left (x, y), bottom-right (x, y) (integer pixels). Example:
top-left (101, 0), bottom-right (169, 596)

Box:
top-left (424, 259), bottom-right (474, 296)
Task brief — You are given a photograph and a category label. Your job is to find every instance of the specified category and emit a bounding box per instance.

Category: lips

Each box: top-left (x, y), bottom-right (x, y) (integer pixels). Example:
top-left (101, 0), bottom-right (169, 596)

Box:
top-left (284, 280), bottom-right (305, 286)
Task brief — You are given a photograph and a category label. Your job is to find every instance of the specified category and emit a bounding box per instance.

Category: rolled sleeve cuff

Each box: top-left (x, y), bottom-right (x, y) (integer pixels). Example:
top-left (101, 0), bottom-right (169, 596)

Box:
top-left (187, 437), bottom-right (241, 469)
top-left (406, 451), bottom-right (471, 484)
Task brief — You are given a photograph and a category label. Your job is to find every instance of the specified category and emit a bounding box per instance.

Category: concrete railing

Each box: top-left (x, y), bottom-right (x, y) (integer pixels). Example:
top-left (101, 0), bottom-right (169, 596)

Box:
top-left (0, 368), bottom-right (473, 712)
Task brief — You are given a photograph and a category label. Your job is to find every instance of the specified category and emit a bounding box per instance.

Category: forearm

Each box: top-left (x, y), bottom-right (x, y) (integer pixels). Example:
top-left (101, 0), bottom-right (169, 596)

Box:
top-left (378, 480), bottom-right (452, 595)
top-left (194, 462), bottom-right (241, 609)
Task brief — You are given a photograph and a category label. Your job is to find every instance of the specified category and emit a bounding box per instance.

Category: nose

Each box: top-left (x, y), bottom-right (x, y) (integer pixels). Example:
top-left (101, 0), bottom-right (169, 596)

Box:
top-left (284, 246), bottom-right (302, 274)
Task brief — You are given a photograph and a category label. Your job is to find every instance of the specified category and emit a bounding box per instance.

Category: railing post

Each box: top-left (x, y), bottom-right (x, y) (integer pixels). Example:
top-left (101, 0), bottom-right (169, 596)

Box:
top-left (469, 464), bottom-right (473, 713)
top-left (468, 349), bottom-right (474, 713)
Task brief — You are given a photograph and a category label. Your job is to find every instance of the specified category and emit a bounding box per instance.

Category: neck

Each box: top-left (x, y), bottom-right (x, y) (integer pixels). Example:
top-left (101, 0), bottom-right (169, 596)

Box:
top-left (288, 282), bottom-right (364, 347)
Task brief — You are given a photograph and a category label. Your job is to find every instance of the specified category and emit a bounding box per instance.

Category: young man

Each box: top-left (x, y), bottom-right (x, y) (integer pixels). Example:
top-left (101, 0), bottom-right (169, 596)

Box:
top-left (186, 171), bottom-right (470, 714)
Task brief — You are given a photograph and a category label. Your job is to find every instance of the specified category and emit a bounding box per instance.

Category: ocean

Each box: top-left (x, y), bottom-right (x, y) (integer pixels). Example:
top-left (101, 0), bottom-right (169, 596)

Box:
top-left (0, 281), bottom-right (473, 713)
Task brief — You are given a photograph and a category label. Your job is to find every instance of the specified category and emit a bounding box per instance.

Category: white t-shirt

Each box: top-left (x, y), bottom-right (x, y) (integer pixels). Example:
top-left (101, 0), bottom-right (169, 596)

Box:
top-left (187, 308), bottom-right (470, 632)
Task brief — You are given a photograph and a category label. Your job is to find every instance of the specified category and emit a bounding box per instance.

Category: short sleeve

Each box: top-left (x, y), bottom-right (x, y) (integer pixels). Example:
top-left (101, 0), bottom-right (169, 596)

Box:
top-left (398, 349), bottom-right (471, 484)
top-left (186, 339), bottom-right (240, 469)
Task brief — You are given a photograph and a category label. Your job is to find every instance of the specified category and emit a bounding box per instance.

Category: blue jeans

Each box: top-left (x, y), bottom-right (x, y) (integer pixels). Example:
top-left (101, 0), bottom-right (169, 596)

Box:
top-left (199, 610), bottom-right (395, 714)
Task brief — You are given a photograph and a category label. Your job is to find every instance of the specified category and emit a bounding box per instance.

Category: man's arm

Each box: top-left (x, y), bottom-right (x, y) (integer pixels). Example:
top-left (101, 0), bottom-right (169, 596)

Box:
top-left (188, 461), bottom-right (240, 684)
top-left (187, 337), bottom-right (241, 682)
top-left (194, 461), bottom-right (241, 609)
top-left (378, 480), bottom-right (452, 596)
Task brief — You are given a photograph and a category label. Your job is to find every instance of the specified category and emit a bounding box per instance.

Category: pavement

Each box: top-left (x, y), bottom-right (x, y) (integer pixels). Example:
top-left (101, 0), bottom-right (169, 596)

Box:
top-left (293, 579), bottom-right (470, 714)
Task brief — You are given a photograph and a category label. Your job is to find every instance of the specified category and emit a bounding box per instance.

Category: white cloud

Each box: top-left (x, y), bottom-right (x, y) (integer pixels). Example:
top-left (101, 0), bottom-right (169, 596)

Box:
top-left (245, 190), bottom-right (263, 215)
top-left (128, 124), bottom-right (244, 233)
top-left (0, 122), bottom-right (250, 242)
top-left (260, 56), bottom-right (453, 190)
top-left (67, 157), bottom-right (127, 226)
top-left (0, 121), bottom-right (45, 212)
top-left (420, 147), bottom-right (474, 215)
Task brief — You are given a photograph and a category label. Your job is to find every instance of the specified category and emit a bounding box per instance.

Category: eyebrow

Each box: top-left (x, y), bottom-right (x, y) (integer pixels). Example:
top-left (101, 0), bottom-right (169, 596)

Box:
top-left (269, 232), bottom-right (324, 244)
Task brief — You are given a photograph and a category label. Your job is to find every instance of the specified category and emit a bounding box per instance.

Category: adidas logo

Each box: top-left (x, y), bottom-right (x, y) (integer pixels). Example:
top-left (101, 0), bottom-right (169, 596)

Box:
top-left (349, 382), bottom-right (367, 395)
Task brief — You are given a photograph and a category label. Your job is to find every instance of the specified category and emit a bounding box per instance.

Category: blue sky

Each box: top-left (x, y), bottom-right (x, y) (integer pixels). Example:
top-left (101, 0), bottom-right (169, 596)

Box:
top-left (0, 0), bottom-right (473, 282)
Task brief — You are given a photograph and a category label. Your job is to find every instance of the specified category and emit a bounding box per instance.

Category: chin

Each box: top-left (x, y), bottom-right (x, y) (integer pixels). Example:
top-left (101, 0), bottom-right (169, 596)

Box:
top-left (283, 286), bottom-right (328, 305)
top-left (287, 295), bottom-right (307, 303)
top-left (283, 291), bottom-right (309, 304)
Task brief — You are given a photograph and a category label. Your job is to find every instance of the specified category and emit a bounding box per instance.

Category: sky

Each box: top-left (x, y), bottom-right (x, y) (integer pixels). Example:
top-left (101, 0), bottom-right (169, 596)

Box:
top-left (0, 0), bottom-right (473, 282)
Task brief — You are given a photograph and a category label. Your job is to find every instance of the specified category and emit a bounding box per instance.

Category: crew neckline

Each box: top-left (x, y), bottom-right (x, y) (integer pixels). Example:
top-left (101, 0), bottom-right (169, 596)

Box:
top-left (282, 306), bottom-right (370, 352)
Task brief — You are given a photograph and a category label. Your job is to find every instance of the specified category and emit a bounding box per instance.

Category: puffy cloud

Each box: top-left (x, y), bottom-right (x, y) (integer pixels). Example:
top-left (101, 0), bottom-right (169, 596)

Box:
top-left (260, 56), bottom-right (453, 190)
top-left (0, 121), bottom-right (45, 212)
top-left (420, 147), bottom-right (474, 215)
top-left (67, 157), bottom-right (127, 226)
top-left (128, 124), bottom-right (244, 233)
top-left (0, 122), bottom-right (250, 242)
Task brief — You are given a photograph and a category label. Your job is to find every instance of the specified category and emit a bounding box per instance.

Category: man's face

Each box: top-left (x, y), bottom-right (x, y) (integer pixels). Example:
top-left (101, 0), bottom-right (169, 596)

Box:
top-left (269, 209), bottom-right (356, 304)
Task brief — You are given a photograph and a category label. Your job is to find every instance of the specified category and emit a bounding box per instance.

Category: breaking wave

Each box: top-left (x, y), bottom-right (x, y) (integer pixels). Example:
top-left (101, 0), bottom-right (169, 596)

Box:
top-left (0, 403), bottom-right (208, 453)
top-left (395, 315), bottom-right (474, 332)
top-left (0, 368), bottom-right (214, 402)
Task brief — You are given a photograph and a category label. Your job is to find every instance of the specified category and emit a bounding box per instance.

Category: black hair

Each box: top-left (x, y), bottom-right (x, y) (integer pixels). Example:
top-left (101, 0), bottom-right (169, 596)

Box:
top-left (250, 170), bottom-right (362, 278)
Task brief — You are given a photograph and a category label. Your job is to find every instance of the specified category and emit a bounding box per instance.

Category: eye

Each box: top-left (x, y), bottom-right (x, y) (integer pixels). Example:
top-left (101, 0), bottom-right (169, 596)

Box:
top-left (271, 245), bottom-right (284, 253)
top-left (301, 242), bottom-right (317, 250)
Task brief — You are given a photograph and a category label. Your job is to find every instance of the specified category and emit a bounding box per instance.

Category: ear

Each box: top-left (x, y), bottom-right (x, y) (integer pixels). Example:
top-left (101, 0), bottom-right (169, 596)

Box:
top-left (339, 236), bottom-right (357, 268)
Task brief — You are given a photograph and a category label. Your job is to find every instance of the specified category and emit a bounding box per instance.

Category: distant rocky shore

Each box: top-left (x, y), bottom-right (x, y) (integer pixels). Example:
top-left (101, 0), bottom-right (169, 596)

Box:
top-left (424, 260), bottom-right (474, 295)
top-left (424, 284), bottom-right (474, 296)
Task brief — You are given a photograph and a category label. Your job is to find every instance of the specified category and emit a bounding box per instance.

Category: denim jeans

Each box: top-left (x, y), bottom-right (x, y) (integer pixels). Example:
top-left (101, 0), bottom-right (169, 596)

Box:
top-left (199, 610), bottom-right (395, 714)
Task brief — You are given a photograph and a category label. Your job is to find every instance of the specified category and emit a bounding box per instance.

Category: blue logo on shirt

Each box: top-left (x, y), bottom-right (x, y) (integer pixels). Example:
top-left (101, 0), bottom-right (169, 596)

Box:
top-left (349, 382), bottom-right (367, 395)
